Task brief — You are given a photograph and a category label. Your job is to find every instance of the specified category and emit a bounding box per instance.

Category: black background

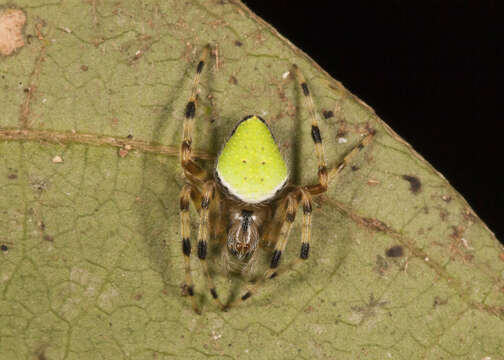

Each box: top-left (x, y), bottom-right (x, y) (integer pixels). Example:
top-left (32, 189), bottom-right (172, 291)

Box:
top-left (245, 1), bottom-right (503, 243)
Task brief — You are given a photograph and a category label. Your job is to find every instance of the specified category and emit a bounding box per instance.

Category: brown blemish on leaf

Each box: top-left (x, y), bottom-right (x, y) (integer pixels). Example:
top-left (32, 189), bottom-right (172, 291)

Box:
top-left (438, 208), bottom-right (449, 222)
top-left (385, 245), bottom-right (404, 258)
top-left (373, 255), bottom-right (388, 275)
top-left (7, 173), bottom-right (17, 179)
top-left (229, 75), bottom-right (238, 85)
top-left (234, 40), bottom-right (242, 47)
top-left (336, 127), bottom-right (347, 138)
top-left (0, 8), bottom-right (26, 56)
top-left (367, 178), bottom-right (379, 186)
top-left (433, 296), bottom-right (448, 308)
top-left (322, 110), bottom-right (333, 119)
top-left (31, 177), bottom-right (48, 193)
top-left (304, 305), bottom-right (314, 313)
top-left (35, 345), bottom-right (48, 360)
top-left (19, 19), bottom-right (48, 128)
top-left (351, 294), bottom-right (388, 322)
top-left (462, 207), bottom-right (478, 224)
top-left (43, 234), bottom-right (54, 242)
top-left (402, 174), bottom-right (421, 194)
top-left (80, 64), bottom-right (89, 71)
top-left (362, 217), bottom-right (388, 232)
top-left (118, 146), bottom-right (130, 158)
top-left (445, 225), bottom-right (475, 263)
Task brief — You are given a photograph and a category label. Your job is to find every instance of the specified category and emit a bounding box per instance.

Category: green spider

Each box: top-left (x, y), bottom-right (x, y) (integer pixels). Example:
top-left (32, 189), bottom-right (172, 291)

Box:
top-left (178, 45), bottom-right (374, 313)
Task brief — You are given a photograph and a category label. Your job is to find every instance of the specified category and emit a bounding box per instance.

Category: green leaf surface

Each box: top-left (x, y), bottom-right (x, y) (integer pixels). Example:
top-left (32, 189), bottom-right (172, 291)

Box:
top-left (1, 1), bottom-right (503, 359)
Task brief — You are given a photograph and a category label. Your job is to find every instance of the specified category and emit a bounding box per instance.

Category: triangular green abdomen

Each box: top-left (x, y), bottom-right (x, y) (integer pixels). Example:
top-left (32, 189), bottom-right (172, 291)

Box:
top-left (216, 116), bottom-right (288, 203)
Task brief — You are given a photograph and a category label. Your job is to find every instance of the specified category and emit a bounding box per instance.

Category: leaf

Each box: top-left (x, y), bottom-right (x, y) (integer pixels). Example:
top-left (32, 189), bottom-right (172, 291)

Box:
top-left (1, 1), bottom-right (503, 359)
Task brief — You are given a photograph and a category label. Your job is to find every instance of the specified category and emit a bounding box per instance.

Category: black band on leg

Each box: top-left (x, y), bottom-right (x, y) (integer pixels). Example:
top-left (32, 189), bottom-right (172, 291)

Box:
top-left (197, 240), bottom-right (207, 260)
top-left (300, 243), bottom-right (310, 259)
top-left (270, 250), bottom-right (282, 268)
top-left (182, 238), bottom-right (191, 256)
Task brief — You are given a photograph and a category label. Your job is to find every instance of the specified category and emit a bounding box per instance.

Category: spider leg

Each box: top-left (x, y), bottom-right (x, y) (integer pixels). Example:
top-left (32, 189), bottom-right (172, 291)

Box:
top-left (292, 64), bottom-right (329, 195)
top-left (292, 65), bottom-right (375, 195)
top-left (180, 44), bottom-right (211, 183)
top-left (228, 190), bottom-right (310, 308)
top-left (179, 184), bottom-right (201, 314)
top-left (197, 180), bottom-right (226, 311)
top-left (327, 131), bottom-right (375, 184)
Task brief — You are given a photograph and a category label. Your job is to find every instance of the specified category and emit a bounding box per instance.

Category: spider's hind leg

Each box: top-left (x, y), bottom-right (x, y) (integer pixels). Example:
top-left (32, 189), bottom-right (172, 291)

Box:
top-left (292, 64), bottom-right (329, 195)
top-left (179, 184), bottom-right (201, 314)
top-left (292, 64), bottom-right (375, 195)
top-left (226, 189), bottom-right (312, 309)
top-left (197, 181), bottom-right (226, 311)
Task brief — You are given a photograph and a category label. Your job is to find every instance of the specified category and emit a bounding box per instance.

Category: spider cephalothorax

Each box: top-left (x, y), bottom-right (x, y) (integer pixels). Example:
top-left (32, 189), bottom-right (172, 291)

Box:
top-left (227, 209), bottom-right (259, 258)
top-left (178, 45), bottom-right (374, 313)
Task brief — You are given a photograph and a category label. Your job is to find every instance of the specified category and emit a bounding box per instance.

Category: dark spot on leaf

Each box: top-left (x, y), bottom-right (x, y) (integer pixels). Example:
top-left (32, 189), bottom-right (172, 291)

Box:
top-left (80, 64), bottom-right (88, 71)
top-left (234, 40), bottom-right (242, 47)
top-left (43, 234), bottom-right (54, 242)
top-left (23, 87), bottom-right (29, 93)
top-left (336, 129), bottom-right (347, 138)
top-left (402, 175), bottom-right (421, 194)
top-left (433, 296), bottom-right (448, 307)
top-left (37, 352), bottom-right (47, 360)
top-left (322, 110), bottom-right (333, 119)
top-left (351, 165), bottom-right (359, 171)
top-left (127, 134), bottom-right (133, 139)
top-left (8, 173), bottom-right (17, 179)
top-left (385, 245), bottom-right (404, 257)
top-left (229, 75), bottom-right (238, 85)
top-left (1, 244), bottom-right (8, 252)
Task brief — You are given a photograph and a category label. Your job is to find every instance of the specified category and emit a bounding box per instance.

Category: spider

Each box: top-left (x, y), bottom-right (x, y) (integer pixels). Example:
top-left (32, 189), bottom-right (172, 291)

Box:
top-left (178, 45), bottom-right (374, 313)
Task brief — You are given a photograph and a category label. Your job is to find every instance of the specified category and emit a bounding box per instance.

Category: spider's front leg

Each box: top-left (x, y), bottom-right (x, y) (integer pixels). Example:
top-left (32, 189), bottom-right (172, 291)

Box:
top-left (180, 44), bottom-right (211, 184)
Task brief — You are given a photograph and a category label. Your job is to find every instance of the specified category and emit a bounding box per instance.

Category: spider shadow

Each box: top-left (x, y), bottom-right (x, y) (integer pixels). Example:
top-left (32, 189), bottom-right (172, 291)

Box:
top-left (137, 68), bottom-right (194, 304)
